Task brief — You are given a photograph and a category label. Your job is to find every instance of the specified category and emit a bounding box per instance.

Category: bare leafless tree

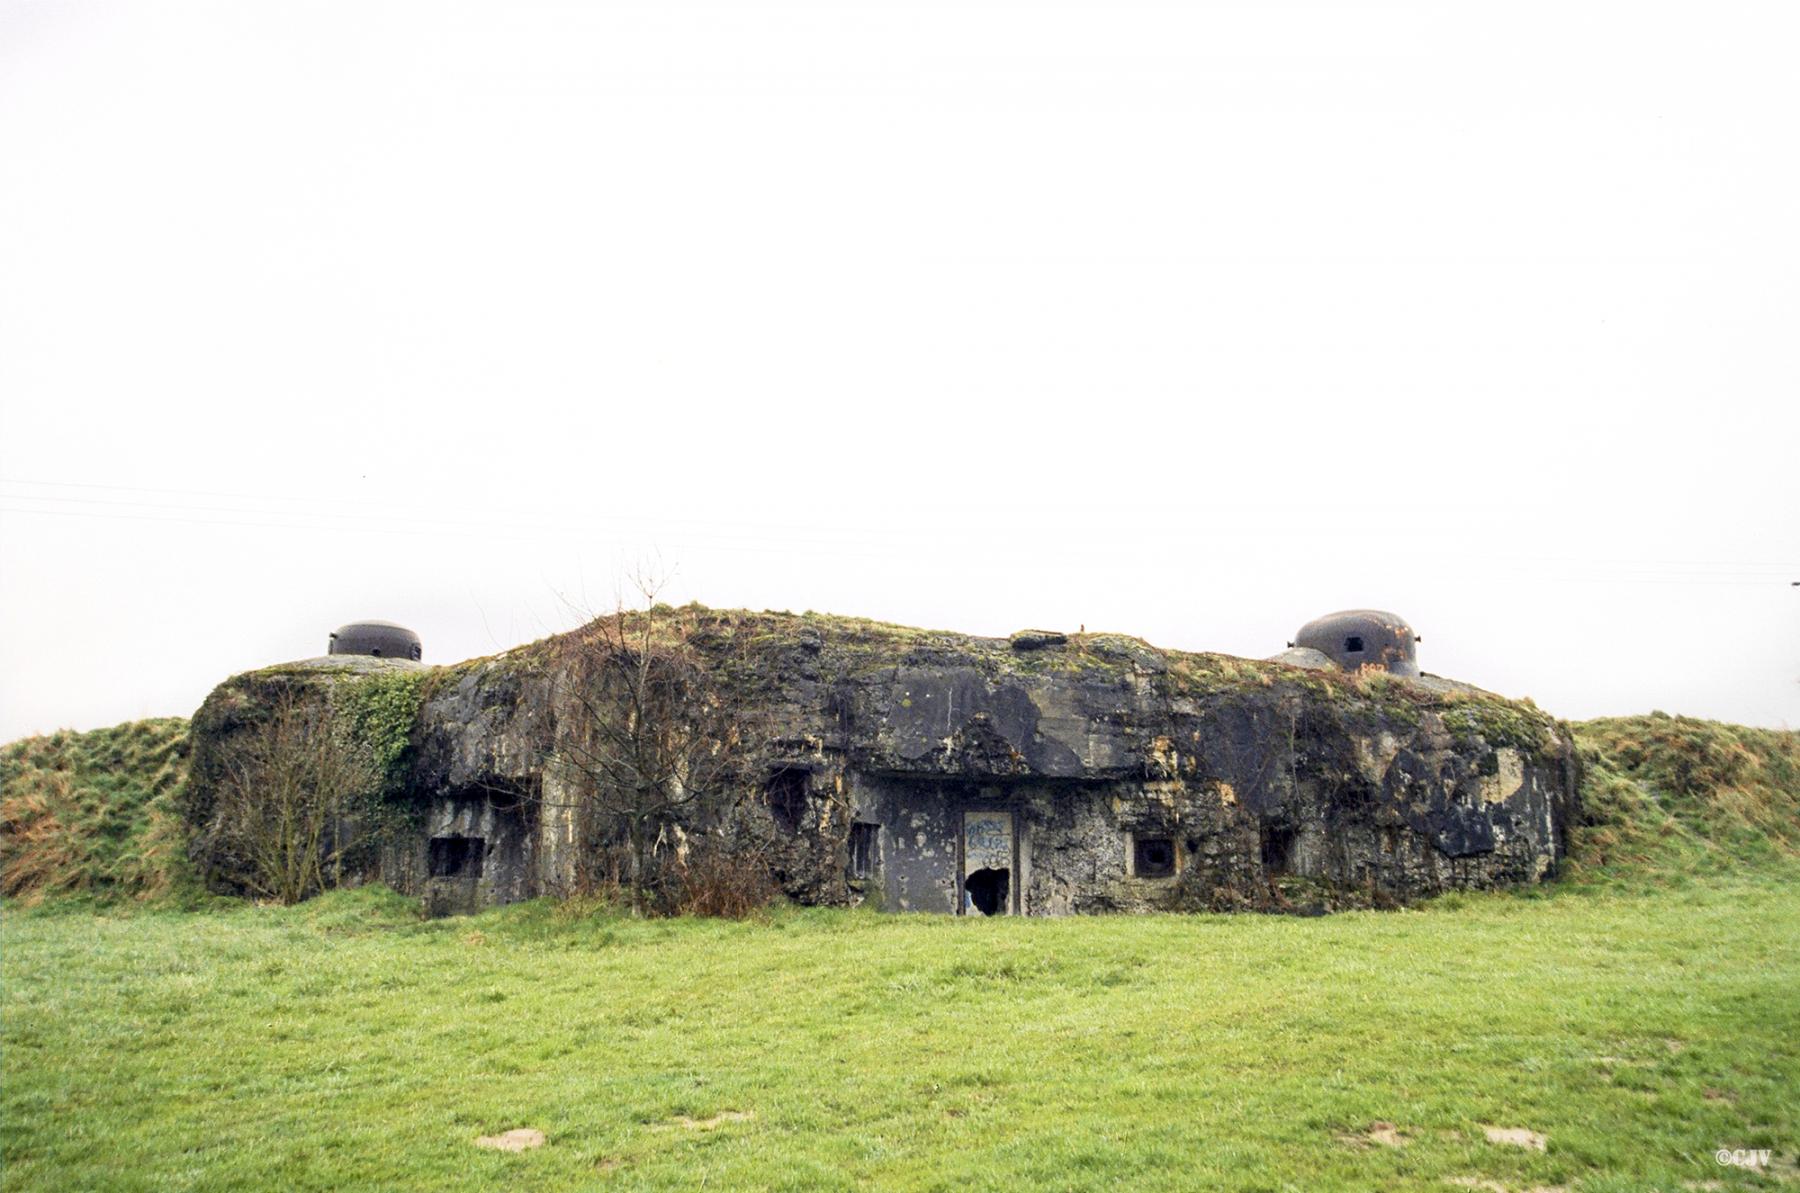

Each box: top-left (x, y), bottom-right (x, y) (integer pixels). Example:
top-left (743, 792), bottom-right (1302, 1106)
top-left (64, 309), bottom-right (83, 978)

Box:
top-left (208, 689), bottom-right (378, 905)
top-left (546, 579), bottom-right (754, 916)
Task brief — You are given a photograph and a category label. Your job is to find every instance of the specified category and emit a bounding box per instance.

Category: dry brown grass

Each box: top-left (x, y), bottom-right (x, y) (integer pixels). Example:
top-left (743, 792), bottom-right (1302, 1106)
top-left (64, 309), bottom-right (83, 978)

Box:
top-left (0, 718), bottom-right (188, 904)
top-left (671, 847), bottom-right (780, 919)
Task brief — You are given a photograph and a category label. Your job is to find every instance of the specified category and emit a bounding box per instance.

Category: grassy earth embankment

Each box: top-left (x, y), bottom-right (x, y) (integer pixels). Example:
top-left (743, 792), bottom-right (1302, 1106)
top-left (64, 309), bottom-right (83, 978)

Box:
top-left (0, 717), bottom-right (188, 905)
top-left (1, 712), bottom-right (1796, 1191)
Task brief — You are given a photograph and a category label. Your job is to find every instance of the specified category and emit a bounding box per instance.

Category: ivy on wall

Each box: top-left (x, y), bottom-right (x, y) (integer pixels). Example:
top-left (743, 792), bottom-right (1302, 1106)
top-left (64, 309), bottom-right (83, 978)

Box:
top-left (335, 670), bottom-right (428, 796)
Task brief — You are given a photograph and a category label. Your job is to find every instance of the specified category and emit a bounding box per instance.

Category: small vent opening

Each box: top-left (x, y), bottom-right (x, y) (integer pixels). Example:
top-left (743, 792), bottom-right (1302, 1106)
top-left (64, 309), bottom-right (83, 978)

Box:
top-left (1133, 836), bottom-right (1176, 878)
top-left (429, 836), bottom-right (485, 879)
top-left (848, 823), bottom-right (879, 880)
top-left (1261, 825), bottom-right (1297, 875)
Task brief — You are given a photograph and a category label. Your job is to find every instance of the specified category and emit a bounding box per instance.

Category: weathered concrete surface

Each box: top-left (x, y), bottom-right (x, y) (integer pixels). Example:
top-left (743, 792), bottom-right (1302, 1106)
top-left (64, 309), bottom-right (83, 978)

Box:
top-left (1266, 646), bottom-right (1334, 671)
top-left (1294, 609), bottom-right (1421, 677)
top-left (183, 608), bottom-right (1578, 914)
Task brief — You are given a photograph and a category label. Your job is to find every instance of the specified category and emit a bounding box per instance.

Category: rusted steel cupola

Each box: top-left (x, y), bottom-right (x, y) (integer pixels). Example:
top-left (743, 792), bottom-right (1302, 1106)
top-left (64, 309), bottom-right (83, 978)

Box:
top-left (327, 620), bottom-right (422, 661)
top-left (1292, 610), bottom-right (1419, 676)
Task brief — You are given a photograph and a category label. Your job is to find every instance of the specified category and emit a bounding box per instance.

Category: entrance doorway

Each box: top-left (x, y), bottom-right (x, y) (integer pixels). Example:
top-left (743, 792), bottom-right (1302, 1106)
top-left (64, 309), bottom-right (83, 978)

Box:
top-left (961, 810), bottom-right (1015, 916)
top-left (964, 867), bottom-right (1009, 915)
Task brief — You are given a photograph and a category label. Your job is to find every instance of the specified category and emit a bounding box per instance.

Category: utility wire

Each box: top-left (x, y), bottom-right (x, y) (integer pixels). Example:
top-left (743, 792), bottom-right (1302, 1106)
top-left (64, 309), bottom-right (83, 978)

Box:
top-left (3, 477), bottom-right (1796, 582)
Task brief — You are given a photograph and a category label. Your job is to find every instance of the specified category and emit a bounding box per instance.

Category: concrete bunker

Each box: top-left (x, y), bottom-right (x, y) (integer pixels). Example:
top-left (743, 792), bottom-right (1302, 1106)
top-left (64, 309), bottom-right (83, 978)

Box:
top-left (1291, 609), bottom-right (1419, 676)
top-left (190, 605), bottom-right (1574, 918)
top-left (328, 620), bottom-right (422, 661)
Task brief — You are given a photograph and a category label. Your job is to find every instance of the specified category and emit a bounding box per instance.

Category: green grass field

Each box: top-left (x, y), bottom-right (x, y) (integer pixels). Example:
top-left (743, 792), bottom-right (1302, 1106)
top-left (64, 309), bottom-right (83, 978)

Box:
top-left (5, 879), bottom-right (1797, 1191)
top-left (3, 712), bottom-right (1797, 1190)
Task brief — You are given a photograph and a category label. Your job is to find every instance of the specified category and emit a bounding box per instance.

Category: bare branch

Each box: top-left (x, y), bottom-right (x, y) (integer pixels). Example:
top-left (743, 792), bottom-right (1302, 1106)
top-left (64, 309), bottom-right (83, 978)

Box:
top-left (539, 589), bottom-right (755, 916)
top-left (205, 688), bottom-right (380, 904)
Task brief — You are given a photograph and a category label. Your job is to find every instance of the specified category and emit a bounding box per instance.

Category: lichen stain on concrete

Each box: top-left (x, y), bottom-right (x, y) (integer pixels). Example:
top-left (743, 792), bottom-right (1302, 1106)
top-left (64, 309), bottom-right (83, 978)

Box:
top-left (1479, 749), bottom-right (1526, 804)
top-left (1354, 733), bottom-right (1402, 783)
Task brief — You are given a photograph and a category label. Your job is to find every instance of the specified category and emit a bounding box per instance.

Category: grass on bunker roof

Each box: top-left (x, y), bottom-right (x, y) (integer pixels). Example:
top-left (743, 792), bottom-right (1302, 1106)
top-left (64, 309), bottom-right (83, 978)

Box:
top-left (4, 876), bottom-right (1797, 1192)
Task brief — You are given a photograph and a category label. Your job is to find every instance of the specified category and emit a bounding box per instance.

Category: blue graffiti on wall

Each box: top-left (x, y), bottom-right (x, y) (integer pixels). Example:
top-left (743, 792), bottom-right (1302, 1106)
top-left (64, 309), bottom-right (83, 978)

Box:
top-left (964, 814), bottom-right (1011, 868)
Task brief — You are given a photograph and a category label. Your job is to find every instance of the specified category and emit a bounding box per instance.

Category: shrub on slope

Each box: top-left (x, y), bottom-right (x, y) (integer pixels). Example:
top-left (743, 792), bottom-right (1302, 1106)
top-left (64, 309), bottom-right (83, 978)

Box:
top-left (0, 718), bottom-right (190, 904)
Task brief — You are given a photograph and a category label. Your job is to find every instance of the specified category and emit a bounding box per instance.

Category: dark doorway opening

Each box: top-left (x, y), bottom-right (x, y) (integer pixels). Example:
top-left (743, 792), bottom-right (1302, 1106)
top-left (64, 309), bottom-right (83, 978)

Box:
top-left (1260, 825), bottom-right (1296, 874)
top-left (429, 836), bottom-right (485, 879)
top-left (848, 822), bottom-right (879, 880)
top-left (765, 770), bottom-right (808, 834)
top-left (964, 867), bottom-right (1009, 916)
top-left (1344, 635), bottom-right (1364, 653)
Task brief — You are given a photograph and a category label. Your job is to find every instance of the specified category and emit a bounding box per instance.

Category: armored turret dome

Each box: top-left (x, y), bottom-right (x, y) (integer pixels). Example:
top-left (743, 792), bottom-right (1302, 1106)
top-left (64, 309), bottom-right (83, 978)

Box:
top-left (327, 620), bottom-right (422, 661)
top-left (1292, 609), bottom-right (1418, 677)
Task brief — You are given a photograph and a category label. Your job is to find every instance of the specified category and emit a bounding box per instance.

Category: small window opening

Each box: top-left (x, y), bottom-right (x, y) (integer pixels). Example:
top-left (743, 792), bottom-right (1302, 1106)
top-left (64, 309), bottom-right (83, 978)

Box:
top-left (1261, 825), bottom-right (1296, 875)
top-left (766, 770), bottom-right (808, 835)
top-left (370, 647), bottom-right (383, 657)
top-left (429, 836), bottom-right (485, 879)
top-left (964, 867), bottom-right (1009, 916)
top-left (409, 643), bottom-right (423, 660)
top-left (1344, 635), bottom-right (1364, 653)
top-left (848, 822), bottom-right (879, 879)
top-left (1134, 836), bottom-right (1176, 878)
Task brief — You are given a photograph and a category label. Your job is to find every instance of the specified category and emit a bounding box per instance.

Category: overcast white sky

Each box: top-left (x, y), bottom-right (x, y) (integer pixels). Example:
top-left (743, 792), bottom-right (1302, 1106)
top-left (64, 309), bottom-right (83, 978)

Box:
top-left (1, 0), bottom-right (1796, 743)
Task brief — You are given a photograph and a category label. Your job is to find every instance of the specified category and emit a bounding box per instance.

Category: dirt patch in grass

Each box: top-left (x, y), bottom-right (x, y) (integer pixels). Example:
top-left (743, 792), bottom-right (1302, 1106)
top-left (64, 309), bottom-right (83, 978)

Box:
top-left (668, 1110), bottom-right (754, 1131)
top-left (1481, 1125), bottom-right (1547, 1151)
top-left (474, 1128), bottom-right (544, 1152)
top-left (1338, 1121), bottom-right (1409, 1148)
